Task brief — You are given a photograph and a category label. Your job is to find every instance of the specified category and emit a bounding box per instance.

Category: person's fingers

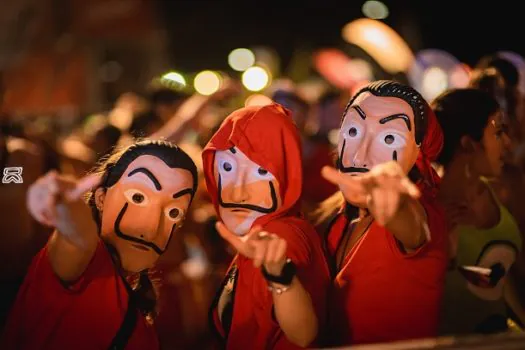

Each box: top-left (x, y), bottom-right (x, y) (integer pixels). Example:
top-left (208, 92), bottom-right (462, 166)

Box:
top-left (264, 235), bottom-right (280, 264)
top-left (384, 189), bottom-right (400, 225)
top-left (399, 177), bottom-right (421, 199)
top-left (370, 188), bottom-right (387, 225)
top-left (66, 174), bottom-right (102, 201)
top-left (274, 238), bottom-right (288, 264)
top-left (322, 166), bottom-right (365, 193)
top-left (252, 240), bottom-right (268, 268)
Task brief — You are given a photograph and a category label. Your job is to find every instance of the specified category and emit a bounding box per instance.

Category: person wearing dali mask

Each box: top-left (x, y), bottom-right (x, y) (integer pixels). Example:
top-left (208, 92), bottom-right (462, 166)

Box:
top-left (2, 140), bottom-right (198, 350)
top-left (202, 103), bottom-right (331, 349)
top-left (315, 80), bottom-right (448, 346)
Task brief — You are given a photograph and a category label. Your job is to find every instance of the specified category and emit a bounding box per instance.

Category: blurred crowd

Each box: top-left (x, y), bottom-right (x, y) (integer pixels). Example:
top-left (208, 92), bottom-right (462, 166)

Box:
top-left (1, 50), bottom-right (525, 349)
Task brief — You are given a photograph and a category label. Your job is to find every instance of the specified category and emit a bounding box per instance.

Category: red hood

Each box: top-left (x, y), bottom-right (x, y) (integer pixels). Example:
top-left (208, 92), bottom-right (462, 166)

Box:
top-left (202, 103), bottom-right (304, 227)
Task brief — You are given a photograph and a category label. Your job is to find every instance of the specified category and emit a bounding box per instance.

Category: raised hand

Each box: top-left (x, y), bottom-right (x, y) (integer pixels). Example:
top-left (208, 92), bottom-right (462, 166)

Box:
top-left (27, 171), bottom-right (101, 247)
top-left (215, 222), bottom-right (288, 275)
top-left (322, 161), bottom-right (421, 226)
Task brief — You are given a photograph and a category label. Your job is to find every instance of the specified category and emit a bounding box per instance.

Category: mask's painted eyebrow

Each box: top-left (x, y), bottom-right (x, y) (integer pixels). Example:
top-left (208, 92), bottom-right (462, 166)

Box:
top-left (229, 147), bottom-right (237, 154)
top-left (379, 114), bottom-right (412, 131)
top-left (352, 105), bottom-right (367, 120)
top-left (173, 188), bottom-right (193, 199)
top-left (128, 168), bottom-right (161, 190)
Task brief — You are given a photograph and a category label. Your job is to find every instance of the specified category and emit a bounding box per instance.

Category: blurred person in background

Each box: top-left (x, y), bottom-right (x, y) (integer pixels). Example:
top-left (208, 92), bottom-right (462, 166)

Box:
top-left (476, 55), bottom-right (523, 142)
top-left (302, 90), bottom-right (343, 206)
top-left (470, 68), bottom-right (525, 312)
top-left (272, 89), bottom-right (310, 134)
top-left (272, 88), bottom-right (338, 209)
top-left (432, 89), bottom-right (525, 335)
top-left (148, 87), bottom-right (190, 125)
top-left (150, 79), bottom-right (241, 145)
top-left (85, 122), bottom-right (122, 159)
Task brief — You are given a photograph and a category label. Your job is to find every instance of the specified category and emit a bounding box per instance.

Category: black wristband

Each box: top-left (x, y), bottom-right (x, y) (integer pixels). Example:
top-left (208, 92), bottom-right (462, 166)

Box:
top-left (261, 258), bottom-right (296, 286)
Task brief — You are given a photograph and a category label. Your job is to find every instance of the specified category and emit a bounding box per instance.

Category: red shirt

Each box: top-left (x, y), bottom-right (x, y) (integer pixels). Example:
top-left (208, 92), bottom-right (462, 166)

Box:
top-left (2, 241), bottom-right (159, 350)
top-left (327, 194), bottom-right (448, 346)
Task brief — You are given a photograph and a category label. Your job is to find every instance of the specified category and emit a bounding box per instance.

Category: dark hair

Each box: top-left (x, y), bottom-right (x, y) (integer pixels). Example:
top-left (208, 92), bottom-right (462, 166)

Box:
top-left (87, 139), bottom-right (198, 231)
top-left (96, 124), bottom-right (121, 144)
top-left (147, 87), bottom-right (189, 107)
top-left (432, 88), bottom-right (500, 166)
top-left (476, 55), bottom-right (520, 89)
top-left (343, 80), bottom-right (428, 145)
top-left (91, 124), bottom-right (122, 158)
top-left (469, 68), bottom-right (508, 120)
top-left (470, 68), bottom-right (505, 97)
top-left (476, 55), bottom-right (519, 121)
top-left (272, 90), bottom-right (309, 111)
top-left (318, 90), bottom-right (341, 106)
top-left (129, 110), bottom-right (162, 137)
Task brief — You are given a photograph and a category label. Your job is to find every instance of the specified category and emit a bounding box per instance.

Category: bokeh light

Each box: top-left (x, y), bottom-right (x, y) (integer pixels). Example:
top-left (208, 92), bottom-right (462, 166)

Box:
top-left (161, 71), bottom-right (186, 87)
top-left (242, 66), bottom-right (270, 92)
top-left (342, 18), bottom-right (414, 74)
top-left (347, 59), bottom-right (374, 81)
top-left (408, 49), bottom-right (470, 101)
top-left (422, 67), bottom-right (448, 101)
top-left (228, 48), bottom-right (256, 72)
top-left (362, 1), bottom-right (389, 20)
top-left (450, 64), bottom-right (471, 88)
top-left (314, 49), bottom-right (355, 90)
top-left (194, 70), bottom-right (221, 95)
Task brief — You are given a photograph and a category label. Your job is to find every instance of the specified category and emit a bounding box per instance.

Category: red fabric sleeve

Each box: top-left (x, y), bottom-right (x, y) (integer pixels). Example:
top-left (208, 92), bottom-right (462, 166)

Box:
top-left (1, 239), bottom-right (109, 349)
top-left (385, 194), bottom-right (448, 260)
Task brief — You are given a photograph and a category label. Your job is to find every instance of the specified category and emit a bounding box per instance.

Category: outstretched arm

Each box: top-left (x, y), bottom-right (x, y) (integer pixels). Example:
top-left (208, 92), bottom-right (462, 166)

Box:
top-left (150, 80), bottom-right (240, 143)
top-left (322, 161), bottom-right (428, 251)
top-left (27, 172), bottom-right (101, 282)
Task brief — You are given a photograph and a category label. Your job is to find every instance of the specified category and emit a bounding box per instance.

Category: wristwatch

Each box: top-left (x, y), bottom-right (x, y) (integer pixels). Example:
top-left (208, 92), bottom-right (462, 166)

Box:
top-left (261, 258), bottom-right (296, 286)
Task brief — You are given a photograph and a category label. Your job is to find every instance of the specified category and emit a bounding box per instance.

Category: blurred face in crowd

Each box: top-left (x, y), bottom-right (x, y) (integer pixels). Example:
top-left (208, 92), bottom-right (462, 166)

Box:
top-left (475, 111), bottom-right (511, 178)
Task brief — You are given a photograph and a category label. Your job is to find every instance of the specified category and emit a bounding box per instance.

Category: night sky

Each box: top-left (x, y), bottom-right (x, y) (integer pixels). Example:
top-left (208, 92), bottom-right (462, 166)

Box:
top-left (158, 1), bottom-right (524, 73)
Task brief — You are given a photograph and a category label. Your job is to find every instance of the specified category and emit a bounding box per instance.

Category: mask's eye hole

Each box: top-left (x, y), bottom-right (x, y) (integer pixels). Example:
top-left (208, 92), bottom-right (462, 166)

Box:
top-left (222, 161), bottom-right (232, 172)
top-left (384, 135), bottom-right (395, 145)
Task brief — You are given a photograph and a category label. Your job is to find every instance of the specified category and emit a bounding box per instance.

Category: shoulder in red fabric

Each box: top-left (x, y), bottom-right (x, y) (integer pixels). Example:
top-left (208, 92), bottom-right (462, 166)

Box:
top-left (1, 241), bottom-right (159, 350)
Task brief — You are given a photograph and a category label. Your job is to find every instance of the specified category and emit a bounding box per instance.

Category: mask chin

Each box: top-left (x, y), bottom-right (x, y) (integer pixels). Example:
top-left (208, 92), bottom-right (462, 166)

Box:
top-left (231, 220), bottom-right (253, 237)
top-left (347, 199), bottom-right (368, 209)
top-left (121, 256), bottom-right (154, 273)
